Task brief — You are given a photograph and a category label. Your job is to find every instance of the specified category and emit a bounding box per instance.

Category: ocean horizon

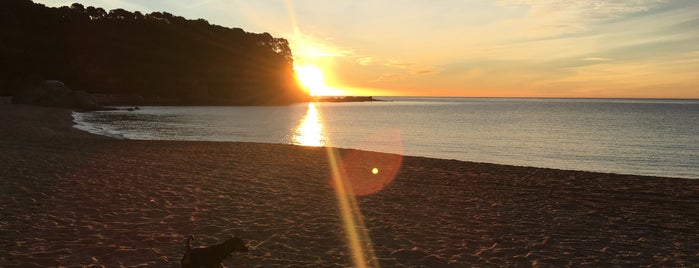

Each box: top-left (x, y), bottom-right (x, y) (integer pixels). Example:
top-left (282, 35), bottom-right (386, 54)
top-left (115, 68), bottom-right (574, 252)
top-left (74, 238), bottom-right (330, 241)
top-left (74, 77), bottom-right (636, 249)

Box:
top-left (73, 97), bottom-right (699, 179)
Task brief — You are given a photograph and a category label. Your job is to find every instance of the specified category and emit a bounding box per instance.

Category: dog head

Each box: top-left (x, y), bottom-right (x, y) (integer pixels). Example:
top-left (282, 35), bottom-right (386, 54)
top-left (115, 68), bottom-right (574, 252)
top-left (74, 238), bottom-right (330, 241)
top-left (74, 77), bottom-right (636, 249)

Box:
top-left (223, 235), bottom-right (249, 253)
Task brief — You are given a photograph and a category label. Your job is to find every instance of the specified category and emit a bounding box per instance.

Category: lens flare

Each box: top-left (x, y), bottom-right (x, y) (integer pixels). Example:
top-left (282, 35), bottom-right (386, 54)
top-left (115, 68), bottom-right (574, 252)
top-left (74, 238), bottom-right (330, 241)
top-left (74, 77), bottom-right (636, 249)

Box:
top-left (284, 1), bottom-right (393, 266)
top-left (329, 130), bottom-right (404, 196)
top-left (325, 147), bottom-right (380, 268)
top-left (330, 150), bottom-right (402, 196)
top-left (289, 96), bottom-right (379, 267)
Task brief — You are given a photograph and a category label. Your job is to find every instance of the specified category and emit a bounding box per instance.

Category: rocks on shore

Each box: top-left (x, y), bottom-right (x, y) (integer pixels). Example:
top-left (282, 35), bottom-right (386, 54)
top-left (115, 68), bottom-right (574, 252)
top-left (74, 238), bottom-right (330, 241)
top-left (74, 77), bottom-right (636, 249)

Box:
top-left (11, 80), bottom-right (101, 111)
top-left (313, 96), bottom-right (379, 102)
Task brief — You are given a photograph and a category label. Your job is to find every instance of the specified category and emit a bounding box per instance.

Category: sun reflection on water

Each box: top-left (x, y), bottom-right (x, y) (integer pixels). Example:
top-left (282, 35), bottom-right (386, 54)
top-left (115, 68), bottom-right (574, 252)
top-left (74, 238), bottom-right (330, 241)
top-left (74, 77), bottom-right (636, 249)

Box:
top-left (289, 101), bottom-right (382, 267)
top-left (293, 102), bottom-right (326, 147)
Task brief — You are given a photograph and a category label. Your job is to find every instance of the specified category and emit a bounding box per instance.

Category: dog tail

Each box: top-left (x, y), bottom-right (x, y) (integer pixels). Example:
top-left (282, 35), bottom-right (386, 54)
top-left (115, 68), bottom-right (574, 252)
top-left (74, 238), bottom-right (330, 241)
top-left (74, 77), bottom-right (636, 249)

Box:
top-left (185, 235), bottom-right (194, 254)
top-left (181, 235), bottom-right (194, 268)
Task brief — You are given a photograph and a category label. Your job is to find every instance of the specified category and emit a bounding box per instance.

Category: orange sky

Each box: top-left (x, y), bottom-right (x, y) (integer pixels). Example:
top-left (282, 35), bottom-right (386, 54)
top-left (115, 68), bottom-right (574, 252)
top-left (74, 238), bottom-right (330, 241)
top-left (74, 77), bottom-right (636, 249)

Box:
top-left (38, 0), bottom-right (699, 98)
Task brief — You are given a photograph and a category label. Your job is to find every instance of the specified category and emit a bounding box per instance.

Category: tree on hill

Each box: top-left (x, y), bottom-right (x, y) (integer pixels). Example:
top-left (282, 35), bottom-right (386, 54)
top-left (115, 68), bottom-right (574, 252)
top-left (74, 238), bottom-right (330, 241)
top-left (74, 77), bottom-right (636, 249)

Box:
top-left (0, 0), bottom-right (310, 105)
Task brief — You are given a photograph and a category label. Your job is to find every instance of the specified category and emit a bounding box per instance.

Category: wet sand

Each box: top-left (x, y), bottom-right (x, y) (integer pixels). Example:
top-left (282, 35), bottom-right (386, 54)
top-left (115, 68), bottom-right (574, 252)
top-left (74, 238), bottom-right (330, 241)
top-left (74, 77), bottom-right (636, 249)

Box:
top-left (1, 104), bottom-right (697, 267)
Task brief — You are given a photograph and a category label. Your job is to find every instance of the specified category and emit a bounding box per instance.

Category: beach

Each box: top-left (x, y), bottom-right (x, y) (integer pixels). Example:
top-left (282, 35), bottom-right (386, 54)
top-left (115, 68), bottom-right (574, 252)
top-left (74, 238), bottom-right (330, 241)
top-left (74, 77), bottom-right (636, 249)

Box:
top-left (1, 104), bottom-right (697, 267)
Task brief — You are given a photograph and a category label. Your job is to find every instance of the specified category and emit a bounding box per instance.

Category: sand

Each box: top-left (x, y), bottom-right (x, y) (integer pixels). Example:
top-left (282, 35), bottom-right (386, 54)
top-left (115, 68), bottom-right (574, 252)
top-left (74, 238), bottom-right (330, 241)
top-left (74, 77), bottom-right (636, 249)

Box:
top-left (0, 104), bottom-right (697, 267)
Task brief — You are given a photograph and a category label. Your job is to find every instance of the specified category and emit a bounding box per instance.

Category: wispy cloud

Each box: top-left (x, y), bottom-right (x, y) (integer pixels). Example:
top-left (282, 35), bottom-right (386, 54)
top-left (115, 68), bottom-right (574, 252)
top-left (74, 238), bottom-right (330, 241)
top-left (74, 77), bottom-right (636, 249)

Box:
top-left (583, 57), bottom-right (614, 61)
top-left (370, 59), bottom-right (442, 82)
top-left (384, 60), bottom-right (418, 70)
top-left (497, 0), bottom-right (667, 37)
top-left (372, 73), bottom-right (403, 82)
top-left (340, 49), bottom-right (376, 67)
top-left (356, 57), bottom-right (372, 66)
top-left (287, 31), bottom-right (379, 69)
top-left (385, 60), bottom-right (441, 75)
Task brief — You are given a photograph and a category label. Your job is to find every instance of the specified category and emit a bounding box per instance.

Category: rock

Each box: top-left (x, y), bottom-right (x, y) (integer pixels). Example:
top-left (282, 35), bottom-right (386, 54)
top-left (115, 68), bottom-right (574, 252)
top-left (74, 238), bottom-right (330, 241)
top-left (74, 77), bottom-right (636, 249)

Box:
top-left (70, 90), bottom-right (101, 111)
top-left (12, 80), bottom-right (101, 110)
top-left (13, 80), bottom-right (68, 106)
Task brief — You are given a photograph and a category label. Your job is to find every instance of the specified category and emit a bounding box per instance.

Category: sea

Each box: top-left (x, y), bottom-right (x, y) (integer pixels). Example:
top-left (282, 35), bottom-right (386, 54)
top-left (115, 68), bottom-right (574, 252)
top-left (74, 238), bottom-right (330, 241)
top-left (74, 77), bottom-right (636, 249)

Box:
top-left (73, 97), bottom-right (699, 179)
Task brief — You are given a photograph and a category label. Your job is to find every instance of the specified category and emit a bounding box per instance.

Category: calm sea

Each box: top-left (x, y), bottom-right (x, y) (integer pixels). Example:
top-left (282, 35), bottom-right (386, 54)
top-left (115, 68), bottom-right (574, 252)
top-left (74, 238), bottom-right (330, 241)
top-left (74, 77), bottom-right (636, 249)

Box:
top-left (73, 97), bottom-right (699, 179)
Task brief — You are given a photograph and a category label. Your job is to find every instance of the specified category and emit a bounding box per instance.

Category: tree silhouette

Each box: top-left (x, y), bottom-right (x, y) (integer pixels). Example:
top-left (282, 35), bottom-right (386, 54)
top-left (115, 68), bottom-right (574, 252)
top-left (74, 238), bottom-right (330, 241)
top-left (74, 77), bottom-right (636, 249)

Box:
top-left (0, 0), bottom-right (309, 105)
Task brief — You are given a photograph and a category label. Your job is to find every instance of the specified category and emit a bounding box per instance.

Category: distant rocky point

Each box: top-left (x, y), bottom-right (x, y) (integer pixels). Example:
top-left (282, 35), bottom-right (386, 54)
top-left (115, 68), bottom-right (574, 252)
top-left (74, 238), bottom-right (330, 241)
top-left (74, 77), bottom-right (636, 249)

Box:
top-left (313, 96), bottom-right (380, 102)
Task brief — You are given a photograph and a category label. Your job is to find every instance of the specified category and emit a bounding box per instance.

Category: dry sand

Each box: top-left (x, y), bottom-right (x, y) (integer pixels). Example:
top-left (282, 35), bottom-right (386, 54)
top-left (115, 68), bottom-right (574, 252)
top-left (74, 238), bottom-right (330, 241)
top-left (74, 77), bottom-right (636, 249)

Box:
top-left (0, 104), bottom-right (697, 267)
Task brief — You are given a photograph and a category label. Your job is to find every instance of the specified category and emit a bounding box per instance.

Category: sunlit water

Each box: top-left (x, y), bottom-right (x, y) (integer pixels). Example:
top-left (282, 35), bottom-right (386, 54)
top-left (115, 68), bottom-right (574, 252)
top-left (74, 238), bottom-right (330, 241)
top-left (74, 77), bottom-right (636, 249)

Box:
top-left (73, 98), bottom-right (699, 178)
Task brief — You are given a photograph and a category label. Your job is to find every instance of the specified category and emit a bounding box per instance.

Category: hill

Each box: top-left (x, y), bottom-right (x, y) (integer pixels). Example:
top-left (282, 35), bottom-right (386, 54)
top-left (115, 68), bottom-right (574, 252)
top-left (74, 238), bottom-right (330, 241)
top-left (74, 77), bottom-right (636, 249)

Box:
top-left (0, 0), bottom-right (310, 105)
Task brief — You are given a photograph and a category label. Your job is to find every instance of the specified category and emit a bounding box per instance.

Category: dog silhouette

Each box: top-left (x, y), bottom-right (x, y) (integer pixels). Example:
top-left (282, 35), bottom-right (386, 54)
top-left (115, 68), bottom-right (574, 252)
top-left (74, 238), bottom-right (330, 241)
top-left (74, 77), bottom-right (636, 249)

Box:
top-left (181, 235), bottom-right (249, 268)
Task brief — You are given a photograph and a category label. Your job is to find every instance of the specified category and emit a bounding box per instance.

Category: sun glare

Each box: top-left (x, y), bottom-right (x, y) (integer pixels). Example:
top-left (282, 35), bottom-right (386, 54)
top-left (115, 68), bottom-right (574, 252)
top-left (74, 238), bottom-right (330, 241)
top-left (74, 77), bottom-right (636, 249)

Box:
top-left (292, 102), bottom-right (325, 146)
top-left (295, 65), bottom-right (326, 96)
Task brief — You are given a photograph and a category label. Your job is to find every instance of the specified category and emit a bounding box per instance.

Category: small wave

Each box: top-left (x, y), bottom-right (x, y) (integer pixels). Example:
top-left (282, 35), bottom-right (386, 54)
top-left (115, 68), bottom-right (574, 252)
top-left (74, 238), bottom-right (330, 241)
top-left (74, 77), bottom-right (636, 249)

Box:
top-left (72, 112), bottom-right (127, 140)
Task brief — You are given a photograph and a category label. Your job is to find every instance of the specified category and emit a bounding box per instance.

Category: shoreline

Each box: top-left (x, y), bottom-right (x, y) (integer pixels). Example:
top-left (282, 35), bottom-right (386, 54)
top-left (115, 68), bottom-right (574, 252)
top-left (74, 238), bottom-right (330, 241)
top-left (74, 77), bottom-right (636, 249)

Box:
top-left (73, 103), bottom-right (697, 180)
top-left (1, 103), bottom-right (697, 266)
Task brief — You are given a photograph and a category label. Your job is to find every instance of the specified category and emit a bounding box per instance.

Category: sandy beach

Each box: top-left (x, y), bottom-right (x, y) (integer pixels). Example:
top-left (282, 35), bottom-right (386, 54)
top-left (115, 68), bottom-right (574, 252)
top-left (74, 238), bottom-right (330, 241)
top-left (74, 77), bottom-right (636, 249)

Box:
top-left (1, 103), bottom-right (697, 267)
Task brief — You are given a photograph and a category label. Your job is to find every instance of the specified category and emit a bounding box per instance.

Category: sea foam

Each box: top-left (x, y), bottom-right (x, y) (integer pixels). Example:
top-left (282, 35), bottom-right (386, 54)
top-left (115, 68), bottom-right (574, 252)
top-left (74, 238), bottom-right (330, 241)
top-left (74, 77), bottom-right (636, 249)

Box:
top-left (72, 111), bottom-right (126, 140)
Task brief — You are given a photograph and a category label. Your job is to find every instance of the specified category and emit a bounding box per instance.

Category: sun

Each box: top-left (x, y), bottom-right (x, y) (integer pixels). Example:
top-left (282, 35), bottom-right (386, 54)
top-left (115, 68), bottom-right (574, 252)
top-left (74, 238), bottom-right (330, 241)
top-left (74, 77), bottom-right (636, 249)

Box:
top-left (295, 65), bottom-right (326, 96)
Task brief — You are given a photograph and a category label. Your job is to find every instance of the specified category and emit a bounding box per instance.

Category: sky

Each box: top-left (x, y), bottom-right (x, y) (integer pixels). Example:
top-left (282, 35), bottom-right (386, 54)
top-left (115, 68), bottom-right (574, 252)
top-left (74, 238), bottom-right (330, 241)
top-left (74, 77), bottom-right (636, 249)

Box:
top-left (35, 0), bottom-right (699, 98)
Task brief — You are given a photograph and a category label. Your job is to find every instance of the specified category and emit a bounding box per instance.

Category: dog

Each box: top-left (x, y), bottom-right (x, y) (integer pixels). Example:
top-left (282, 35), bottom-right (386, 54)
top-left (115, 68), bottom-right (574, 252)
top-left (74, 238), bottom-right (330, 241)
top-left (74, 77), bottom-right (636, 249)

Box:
top-left (181, 235), bottom-right (249, 268)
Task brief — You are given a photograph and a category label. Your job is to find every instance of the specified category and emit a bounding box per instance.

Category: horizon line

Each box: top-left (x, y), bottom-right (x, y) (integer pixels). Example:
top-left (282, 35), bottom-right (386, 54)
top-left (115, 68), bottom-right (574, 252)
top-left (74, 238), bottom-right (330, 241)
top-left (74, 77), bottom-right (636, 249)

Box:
top-left (319, 95), bottom-right (699, 100)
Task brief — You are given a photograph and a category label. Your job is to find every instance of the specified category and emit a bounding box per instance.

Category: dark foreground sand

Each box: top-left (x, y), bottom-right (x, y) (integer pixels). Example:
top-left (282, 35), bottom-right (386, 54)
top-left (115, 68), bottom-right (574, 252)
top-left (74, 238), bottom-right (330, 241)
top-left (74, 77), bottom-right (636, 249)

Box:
top-left (1, 104), bottom-right (697, 267)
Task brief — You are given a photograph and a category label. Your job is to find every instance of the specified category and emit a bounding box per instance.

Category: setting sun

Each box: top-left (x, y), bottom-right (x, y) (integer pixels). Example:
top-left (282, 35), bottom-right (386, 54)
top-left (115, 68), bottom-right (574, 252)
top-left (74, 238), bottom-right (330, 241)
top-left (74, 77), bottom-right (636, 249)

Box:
top-left (295, 65), bottom-right (325, 96)
top-left (294, 64), bottom-right (347, 96)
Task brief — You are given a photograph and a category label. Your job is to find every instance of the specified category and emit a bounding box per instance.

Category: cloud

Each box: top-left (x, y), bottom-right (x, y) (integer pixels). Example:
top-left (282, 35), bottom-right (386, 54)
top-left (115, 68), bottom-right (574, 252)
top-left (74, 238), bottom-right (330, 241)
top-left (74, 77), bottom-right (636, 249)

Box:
top-left (413, 68), bottom-right (441, 75)
top-left (287, 30), bottom-right (380, 69)
top-left (369, 59), bottom-right (442, 82)
top-left (583, 57), bottom-right (614, 61)
top-left (384, 60), bottom-right (441, 75)
top-left (340, 50), bottom-right (376, 66)
top-left (384, 60), bottom-right (415, 69)
top-left (499, 0), bottom-right (664, 19)
top-left (371, 73), bottom-right (403, 82)
top-left (356, 57), bottom-right (372, 66)
top-left (497, 0), bottom-right (667, 37)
